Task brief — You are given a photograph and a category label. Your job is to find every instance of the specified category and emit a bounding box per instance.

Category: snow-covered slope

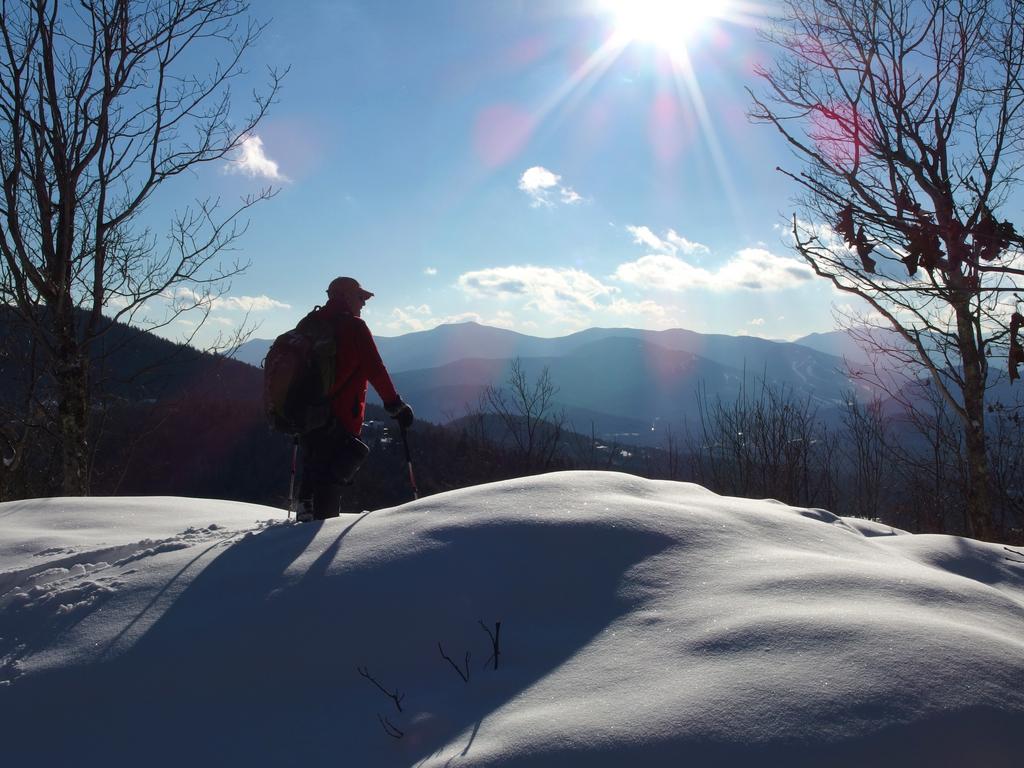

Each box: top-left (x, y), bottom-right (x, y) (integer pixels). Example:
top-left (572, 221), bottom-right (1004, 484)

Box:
top-left (2, 474), bottom-right (1022, 767)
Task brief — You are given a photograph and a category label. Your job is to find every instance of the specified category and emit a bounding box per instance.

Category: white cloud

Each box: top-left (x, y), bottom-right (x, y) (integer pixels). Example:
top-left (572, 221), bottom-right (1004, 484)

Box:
top-left (614, 249), bottom-right (814, 292)
top-left (614, 254), bottom-right (705, 291)
top-left (716, 247), bottom-right (815, 289)
top-left (518, 166), bottom-right (583, 208)
top-left (665, 230), bottom-right (710, 256)
top-left (457, 265), bottom-right (616, 321)
top-left (105, 294), bottom-right (133, 310)
top-left (605, 298), bottom-right (685, 329)
top-left (225, 134), bottom-right (287, 181)
top-left (385, 266), bottom-right (684, 331)
top-left (519, 166), bottom-right (559, 193)
top-left (1004, 247), bottom-right (1024, 272)
top-left (168, 287), bottom-right (290, 312)
top-left (408, 304), bottom-right (433, 315)
top-left (212, 294), bottom-right (291, 312)
top-left (491, 310), bottom-right (518, 329)
top-left (424, 267), bottom-right (438, 276)
top-left (833, 303), bottom-right (895, 334)
top-left (627, 225), bottom-right (710, 256)
top-left (560, 188), bottom-right (582, 205)
top-left (384, 305), bottom-right (489, 333)
top-left (749, 318), bottom-right (766, 326)
top-left (627, 225), bottom-right (671, 253)
top-left (383, 306), bottom-right (519, 334)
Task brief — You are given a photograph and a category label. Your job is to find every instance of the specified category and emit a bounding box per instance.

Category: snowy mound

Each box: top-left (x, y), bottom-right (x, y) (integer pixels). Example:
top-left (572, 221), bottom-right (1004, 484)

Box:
top-left (2, 473), bottom-right (1022, 767)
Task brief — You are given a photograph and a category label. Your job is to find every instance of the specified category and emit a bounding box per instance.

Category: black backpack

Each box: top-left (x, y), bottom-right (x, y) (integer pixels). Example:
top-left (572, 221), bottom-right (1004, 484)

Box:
top-left (263, 309), bottom-right (337, 435)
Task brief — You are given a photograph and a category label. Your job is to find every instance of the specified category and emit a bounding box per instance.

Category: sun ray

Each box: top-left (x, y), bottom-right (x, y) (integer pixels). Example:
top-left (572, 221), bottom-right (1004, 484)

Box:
top-left (593, 0), bottom-right (770, 233)
top-left (530, 34), bottom-right (630, 132)
top-left (665, 46), bottom-right (746, 232)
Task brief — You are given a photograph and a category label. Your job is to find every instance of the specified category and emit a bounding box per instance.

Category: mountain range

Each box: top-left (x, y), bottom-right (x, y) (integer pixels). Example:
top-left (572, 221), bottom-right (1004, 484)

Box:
top-left (235, 322), bottom-right (875, 444)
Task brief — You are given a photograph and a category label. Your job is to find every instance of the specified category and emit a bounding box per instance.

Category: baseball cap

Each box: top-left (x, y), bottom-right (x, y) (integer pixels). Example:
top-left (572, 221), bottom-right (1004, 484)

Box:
top-left (327, 276), bottom-right (374, 300)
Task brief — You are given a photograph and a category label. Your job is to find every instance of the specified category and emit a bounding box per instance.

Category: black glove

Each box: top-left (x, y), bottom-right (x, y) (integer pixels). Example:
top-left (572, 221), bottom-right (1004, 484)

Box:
top-left (385, 398), bottom-right (414, 430)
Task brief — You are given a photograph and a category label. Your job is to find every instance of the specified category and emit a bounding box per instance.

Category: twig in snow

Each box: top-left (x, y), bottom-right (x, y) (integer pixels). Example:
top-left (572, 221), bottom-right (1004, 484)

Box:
top-left (439, 642), bottom-right (471, 683)
top-left (357, 666), bottom-right (404, 712)
top-left (479, 619), bottom-right (502, 671)
top-left (1005, 546), bottom-right (1024, 564)
top-left (377, 713), bottom-right (404, 739)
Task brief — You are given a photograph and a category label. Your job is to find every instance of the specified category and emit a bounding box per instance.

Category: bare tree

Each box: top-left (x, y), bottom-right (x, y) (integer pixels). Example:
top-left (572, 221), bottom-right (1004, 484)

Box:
top-left (987, 401), bottom-right (1024, 534)
top-left (0, 313), bottom-right (43, 490)
top-left (841, 393), bottom-right (891, 520)
top-left (565, 420), bottom-right (621, 472)
top-left (688, 375), bottom-right (838, 509)
top-left (750, 0), bottom-right (1024, 539)
top-left (0, 0), bottom-right (283, 494)
top-left (481, 358), bottom-right (567, 474)
top-left (661, 422), bottom-right (683, 480)
top-left (887, 379), bottom-right (969, 532)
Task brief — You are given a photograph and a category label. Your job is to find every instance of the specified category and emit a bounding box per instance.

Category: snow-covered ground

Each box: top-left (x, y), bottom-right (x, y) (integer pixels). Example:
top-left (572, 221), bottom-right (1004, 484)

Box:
top-left (1, 472), bottom-right (1022, 767)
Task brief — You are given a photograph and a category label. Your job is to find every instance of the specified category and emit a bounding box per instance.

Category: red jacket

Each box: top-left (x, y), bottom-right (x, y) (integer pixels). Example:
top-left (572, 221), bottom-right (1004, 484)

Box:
top-left (317, 301), bottom-right (399, 436)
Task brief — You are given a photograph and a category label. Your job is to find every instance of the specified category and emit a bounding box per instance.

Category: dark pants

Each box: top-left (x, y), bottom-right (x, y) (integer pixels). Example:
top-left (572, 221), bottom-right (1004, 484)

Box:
top-left (298, 421), bottom-right (369, 518)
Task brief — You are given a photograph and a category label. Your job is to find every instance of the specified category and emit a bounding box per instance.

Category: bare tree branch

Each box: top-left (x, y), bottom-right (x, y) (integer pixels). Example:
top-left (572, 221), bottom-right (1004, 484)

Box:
top-left (376, 713), bottom-right (404, 740)
top-left (479, 619), bottom-right (501, 671)
top-left (481, 359), bottom-right (567, 474)
top-left (438, 642), bottom-right (470, 683)
top-left (751, 0), bottom-right (1024, 540)
top-left (357, 665), bottom-right (404, 713)
top-left (0, 0), bottom-right (283, 495)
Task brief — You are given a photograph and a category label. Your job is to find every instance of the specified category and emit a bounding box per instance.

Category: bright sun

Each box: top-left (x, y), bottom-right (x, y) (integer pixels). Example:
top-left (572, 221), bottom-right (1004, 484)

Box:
top-left (605, 0), bottom-right (731, 49)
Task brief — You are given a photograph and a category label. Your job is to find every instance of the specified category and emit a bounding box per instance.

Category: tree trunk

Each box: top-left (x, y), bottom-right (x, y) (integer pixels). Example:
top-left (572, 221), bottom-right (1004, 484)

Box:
top-left (54, 305), bottom-right (91, 496)
top-left (962, 396), bottom-right (994, 541)
top-left (956, 303), bottom-right (994, 541)
top-left (56, 359), bottom-right (90, 496)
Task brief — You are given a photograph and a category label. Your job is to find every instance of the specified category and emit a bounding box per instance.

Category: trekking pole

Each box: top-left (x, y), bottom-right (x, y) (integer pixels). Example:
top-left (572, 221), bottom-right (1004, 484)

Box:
top-left (401, 427), bottom-right (419, 500)
top-left (287, 436), bottom-right (299, 520)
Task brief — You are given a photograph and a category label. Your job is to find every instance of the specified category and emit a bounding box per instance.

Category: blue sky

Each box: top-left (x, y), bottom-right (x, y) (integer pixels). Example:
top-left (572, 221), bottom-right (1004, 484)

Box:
top-left (170, 0), bottom-right (854, 343)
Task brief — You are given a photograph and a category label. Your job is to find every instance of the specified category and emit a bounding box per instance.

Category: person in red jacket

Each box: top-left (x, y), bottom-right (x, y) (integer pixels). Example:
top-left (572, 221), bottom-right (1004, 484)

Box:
top-left (296, 276), bottom-right (414, 521)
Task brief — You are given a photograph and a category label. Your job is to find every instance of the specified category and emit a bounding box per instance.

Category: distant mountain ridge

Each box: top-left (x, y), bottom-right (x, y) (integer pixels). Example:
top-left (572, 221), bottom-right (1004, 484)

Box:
top-left (237, 321), bottom-right (866, 376)
top-left (235, 322), bottom-right (872, 445)
top-left (792, 328), bottom-right (911, 364)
